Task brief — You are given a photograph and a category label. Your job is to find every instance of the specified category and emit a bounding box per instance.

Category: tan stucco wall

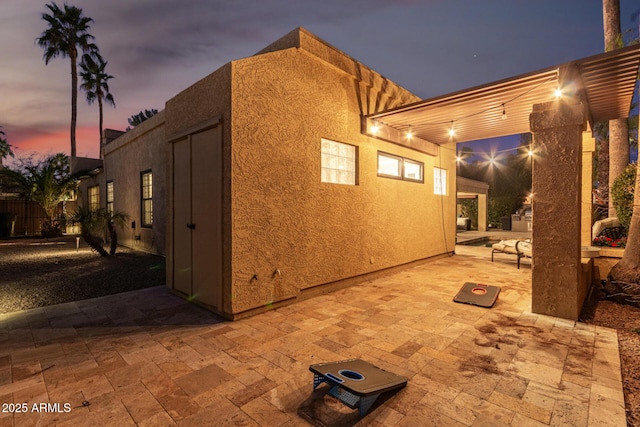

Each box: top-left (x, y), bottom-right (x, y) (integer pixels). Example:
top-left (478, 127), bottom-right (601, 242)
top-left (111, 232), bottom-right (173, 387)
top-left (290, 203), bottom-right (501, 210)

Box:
top-left (228, 35), bottom-right (457, 315)
top-left (101, 111), bottom-right (167, 255)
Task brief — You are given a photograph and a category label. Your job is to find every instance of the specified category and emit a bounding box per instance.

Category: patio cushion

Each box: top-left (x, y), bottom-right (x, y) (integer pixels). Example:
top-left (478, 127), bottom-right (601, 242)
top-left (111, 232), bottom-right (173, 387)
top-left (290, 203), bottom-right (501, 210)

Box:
top-left (516, 241), bottom-right (532, 258)
top-left (492, 239), bottom-right (519, 254)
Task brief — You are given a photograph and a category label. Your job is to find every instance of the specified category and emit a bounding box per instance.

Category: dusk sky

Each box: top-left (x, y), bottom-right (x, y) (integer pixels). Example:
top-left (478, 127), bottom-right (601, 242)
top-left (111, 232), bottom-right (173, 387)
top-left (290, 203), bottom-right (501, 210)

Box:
top-left (1, 0), bottom-right (638, 163)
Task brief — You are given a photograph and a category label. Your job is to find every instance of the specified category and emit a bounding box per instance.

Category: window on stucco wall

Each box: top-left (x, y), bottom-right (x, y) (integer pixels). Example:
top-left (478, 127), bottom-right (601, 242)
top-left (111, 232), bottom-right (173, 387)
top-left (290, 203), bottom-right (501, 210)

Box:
top-left (434, 167), bottom-right (447, 195)
top-left (321, 138), bottom-right (357, 185)
top-left (88, 185), bottom-right (100, 211)
top-left (377, 152), bottom-right (424, 183)
top-left (106, 181), bottom-right (114, 214)
top-left (141, 170), bottom-right (153, 227)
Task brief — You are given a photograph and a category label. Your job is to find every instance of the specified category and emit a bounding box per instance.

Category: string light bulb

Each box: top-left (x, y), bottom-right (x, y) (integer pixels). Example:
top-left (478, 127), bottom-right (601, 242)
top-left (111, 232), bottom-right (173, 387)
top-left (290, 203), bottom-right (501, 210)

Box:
top-left (528, 149), bottom-right (534, 157)
top-left (554, 87), bottom-right (562, 98)
top-left (501, 104), bottom-right (507, 120)
top-left (406, 125), bottom-right (413, 140)
top-left (448, 121), bottom-right (455, 137)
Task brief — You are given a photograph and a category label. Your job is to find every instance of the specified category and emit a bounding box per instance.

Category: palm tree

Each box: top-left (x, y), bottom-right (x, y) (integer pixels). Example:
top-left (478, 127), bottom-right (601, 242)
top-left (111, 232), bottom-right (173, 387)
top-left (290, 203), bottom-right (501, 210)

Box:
top-left (37, 2), bottom-right (97, 158)
top-left (0, 153), bottom-right (78, 237)
top-left (68, 207), bottom-right (128, 256)
top-left (80, 52), bottom-right (115, 158)
top-left (603, 0), bottom-right (629, 217)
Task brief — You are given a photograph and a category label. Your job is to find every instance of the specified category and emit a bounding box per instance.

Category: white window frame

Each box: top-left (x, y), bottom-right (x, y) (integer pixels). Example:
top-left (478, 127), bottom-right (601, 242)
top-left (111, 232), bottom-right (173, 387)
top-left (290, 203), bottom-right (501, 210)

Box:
top-left (321, 138), bottom-right (357, 185)
top-left (377, 152), bottom-right (423, 183)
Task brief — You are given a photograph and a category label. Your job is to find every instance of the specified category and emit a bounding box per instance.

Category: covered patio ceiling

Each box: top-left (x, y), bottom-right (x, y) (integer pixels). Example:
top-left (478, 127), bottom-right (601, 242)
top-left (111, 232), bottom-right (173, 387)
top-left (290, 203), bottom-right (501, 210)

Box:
top-left (366, 44), bottom-right (640, 146)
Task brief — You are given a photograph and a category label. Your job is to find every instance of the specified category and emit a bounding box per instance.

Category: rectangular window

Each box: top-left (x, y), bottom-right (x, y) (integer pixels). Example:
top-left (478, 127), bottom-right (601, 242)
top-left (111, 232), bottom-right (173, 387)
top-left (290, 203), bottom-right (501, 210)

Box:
top-left (377, 152), bottom-right (423, 183)
top-left (88, 185), bottom-right (100, 211)
top-left (321, 138), bottom-right (357, 185)
top-left (141, 170), bottom-right (153, 227)
top-left (106, 181), bottom-right (114, 214)
top-left (434, 167), bottom-right (447, 195)
top-left (377, 153), bottom-right (402, 178)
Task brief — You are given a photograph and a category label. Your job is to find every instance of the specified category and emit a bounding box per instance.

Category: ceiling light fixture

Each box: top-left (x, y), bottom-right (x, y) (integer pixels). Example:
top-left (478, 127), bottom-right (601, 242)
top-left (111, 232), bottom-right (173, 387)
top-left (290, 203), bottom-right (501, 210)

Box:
top-left (501, 104), bottom-right (507, 120)
top-left (406, 125), bottom-right (413, 140)
top-left (448, 121), bottom-right (455, 137)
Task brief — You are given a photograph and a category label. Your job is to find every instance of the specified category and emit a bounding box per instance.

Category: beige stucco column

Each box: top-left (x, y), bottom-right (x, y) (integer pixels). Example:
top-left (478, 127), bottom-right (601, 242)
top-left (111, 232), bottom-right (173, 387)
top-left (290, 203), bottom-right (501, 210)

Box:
top-left (581, 131), bottom-right (596, 246)
top-left (477, 194), bottom-right (487, 232)
top-left (529, 99), bottom-right (586, 320)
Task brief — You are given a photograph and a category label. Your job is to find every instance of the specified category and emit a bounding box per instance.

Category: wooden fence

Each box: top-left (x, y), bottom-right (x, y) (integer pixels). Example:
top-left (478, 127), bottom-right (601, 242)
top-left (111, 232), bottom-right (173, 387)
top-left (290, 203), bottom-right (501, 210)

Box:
top-left (0, 199), bottom-right (78, 236)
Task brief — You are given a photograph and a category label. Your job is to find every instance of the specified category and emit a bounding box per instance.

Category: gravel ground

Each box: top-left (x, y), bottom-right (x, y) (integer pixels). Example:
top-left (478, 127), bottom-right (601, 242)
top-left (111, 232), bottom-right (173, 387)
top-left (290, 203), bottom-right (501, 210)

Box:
top-left (0, 236), bottom-right (165, 314)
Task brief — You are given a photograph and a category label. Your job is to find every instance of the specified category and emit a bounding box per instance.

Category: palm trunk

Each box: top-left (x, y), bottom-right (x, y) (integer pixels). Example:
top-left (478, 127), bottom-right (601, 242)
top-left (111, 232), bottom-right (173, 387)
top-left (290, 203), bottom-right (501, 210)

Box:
top-left (603, 0), bottom-right (628, 217)
top-left (81, 227), bottom-right (109, 257)
top-left (107, 220), bottom-right (118, 255)
top-left (98, 96), bottom-right (104, 159)
top-left (70, 50), bottom-right (78, 158)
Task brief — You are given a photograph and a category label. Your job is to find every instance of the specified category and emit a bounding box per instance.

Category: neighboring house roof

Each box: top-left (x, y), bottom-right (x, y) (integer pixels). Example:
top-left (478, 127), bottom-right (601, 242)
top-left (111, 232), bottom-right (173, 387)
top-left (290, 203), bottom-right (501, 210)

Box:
top-left (70, 157), bottom-right (104, 178)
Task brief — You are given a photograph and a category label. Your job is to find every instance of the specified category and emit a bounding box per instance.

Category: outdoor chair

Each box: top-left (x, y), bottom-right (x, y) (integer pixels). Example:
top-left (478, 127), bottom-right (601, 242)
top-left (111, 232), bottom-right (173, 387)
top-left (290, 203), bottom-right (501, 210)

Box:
top-left (491, 239), bottom-right (532, 269)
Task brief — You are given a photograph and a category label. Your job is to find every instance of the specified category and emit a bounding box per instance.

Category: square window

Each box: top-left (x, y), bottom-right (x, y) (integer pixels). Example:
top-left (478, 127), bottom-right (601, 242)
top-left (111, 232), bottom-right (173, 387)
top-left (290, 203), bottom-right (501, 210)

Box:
top-left (403, 159), bottom-right (423, 182)
top-left (321, 138), bottom-right (357, 185)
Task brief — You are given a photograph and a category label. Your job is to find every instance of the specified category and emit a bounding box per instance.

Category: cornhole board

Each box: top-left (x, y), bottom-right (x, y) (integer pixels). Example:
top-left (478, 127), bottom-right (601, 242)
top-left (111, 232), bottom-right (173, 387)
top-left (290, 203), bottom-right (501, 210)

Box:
top-left (309, 359), bottom-right (407, 417)
top-left (454, 282), bottom-right (501, 308)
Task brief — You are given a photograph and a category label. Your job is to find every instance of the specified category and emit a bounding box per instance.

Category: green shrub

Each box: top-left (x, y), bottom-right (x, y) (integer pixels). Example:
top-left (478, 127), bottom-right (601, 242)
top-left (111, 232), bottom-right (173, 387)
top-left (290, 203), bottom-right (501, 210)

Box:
top-left (459, 199), bottom-right (478, 229)
top-left (611, 163), bottom-right (636, 230)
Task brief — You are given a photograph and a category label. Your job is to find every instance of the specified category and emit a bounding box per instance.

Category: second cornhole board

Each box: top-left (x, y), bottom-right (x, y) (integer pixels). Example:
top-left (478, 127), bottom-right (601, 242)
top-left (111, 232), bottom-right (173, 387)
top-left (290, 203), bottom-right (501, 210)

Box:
top-left (454, 282), bottom-right (501, 308)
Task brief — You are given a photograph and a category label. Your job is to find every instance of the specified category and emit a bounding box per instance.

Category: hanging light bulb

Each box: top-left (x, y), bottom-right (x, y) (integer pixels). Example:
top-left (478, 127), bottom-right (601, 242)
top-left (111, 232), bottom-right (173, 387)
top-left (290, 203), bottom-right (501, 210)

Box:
top-left (528, 149), bottom-right (534, 157)
top-left (554, 87), bottom-right (562, 98)
top-left (448, 121), bottom-right (455, 137)
top-left (501, 104), bottom-right (507, 120)
top-left (406, 125), bottom-right (413, 140)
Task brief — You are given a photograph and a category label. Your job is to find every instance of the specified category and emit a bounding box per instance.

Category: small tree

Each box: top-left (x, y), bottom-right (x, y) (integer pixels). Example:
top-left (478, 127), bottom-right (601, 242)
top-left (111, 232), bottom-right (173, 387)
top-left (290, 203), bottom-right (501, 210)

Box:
top-left (0, 153), bottom-right (77, 237)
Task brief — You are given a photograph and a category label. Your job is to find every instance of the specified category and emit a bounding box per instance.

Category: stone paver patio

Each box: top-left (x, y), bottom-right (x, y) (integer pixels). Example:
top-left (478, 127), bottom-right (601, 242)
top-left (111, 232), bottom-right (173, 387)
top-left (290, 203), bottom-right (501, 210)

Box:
top-left (0, 245), bottom-right (626, 426)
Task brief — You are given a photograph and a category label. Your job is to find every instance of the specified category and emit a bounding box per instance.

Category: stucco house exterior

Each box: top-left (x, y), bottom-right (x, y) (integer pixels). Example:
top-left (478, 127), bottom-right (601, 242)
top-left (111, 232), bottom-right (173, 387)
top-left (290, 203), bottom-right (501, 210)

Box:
top-left (76, 27), bottom-right (457, 319)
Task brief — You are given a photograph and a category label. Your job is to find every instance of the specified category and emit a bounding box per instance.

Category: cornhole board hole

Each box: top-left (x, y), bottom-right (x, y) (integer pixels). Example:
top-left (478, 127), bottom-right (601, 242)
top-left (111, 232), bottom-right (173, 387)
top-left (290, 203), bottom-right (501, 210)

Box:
top-left (309, 358), bottom-right (407, 417)
top-left (454, 282), bottom-right (501, 308)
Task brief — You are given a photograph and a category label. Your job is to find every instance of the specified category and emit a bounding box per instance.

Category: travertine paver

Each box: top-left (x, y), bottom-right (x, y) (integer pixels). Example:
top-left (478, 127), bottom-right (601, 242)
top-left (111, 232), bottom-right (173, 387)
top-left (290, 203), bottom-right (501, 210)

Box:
top-left (0, 245), bottom-right (627, 426)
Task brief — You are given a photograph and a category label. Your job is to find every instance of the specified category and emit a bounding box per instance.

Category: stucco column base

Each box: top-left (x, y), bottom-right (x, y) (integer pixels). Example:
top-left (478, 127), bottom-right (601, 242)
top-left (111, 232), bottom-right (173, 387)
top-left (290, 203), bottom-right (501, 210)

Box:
top-left (530, 100), bottom-right (586, 320)
top-left (478, 194), bottom-right (487, 232)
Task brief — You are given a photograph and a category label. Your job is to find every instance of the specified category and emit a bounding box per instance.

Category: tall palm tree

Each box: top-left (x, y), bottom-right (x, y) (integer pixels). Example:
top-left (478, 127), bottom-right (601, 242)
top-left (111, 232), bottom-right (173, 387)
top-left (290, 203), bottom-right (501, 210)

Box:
top-left (603, 0), bottom-right (629, 217)
top-left (80, 52), bottom-right (115, 158)
top-left (37, 2), bottom-right (97, 158)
